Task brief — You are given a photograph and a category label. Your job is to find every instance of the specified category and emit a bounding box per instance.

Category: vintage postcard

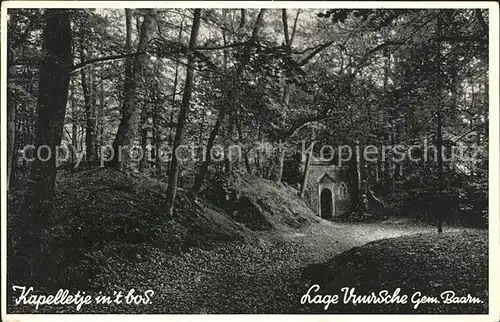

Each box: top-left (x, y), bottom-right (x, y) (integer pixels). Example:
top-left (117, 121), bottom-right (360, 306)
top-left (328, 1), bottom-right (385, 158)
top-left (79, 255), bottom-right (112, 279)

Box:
top-left (1, 1), bottom-right (499, 321)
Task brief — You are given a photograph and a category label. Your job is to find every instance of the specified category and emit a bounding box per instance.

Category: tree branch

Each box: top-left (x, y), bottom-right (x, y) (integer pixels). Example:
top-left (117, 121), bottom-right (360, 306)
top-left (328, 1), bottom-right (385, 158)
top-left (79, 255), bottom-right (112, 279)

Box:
top-left (363, 40), bottom-right (404, 58)
top-left (196, 41), bottom-right (248, 51)
top-left (435, 36), bottom-right (488, 44)
top-left (70, 52), bottom-right (144, 73)
top-left (453, 125), bottom-right (483, 143)
top-left (297, 41), bottom-right (335, 66)
top-left (280, 112), bottom-right (342, 139)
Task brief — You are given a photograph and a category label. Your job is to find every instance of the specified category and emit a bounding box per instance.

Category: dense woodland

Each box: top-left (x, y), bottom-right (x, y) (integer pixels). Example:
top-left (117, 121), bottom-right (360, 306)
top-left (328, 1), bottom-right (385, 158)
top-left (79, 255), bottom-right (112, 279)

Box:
top-left (7, 8), bottom-right (489, 286)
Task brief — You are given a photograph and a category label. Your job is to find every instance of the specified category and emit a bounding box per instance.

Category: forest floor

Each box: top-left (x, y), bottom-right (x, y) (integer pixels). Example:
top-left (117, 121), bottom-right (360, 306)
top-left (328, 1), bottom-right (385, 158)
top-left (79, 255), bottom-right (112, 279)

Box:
top-left (143, 221), bottom-right (484, 314)
top-left (295, 228), bottom-right (488, 314)
top-left (8, 218), bottom-right (484, 314)
top-left (7, 168), bottom-right (487, 314)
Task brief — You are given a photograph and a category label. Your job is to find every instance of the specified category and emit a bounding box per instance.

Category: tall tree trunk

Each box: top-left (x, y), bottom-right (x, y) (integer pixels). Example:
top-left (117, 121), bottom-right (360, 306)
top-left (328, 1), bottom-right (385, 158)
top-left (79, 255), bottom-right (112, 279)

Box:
top-left (18, 9), bottom-right (72, 283)
top-left (91, 70), bottom-right (100, 157)
top-left (239, 9), bottom-right (246, 29)
top-left (436, 15), bottom-right (444, 234)
top-left (70, 79), bottom-right (78, 162)
top-left (271, 144), bottom-right (286, 183)
top-left (199, 111), bottom-right (205, 145)
top-left (300, 141), bottom-right (315, 198)
top-left (271, 9), bottom-right (300, 183)
top-left (167, 21), bottom-right (183, 172)
top-left (153, 103), bottom-right (162, 178)
top-left (199, 77), bottom-right (207, 146)
top-left (167, 110), bottom-right (175, 171)
top-left (236, 117), bottom-right (251, 174)
top-left (97, 74), bottom-right (105, 158)
top-left (110, 9), bottom-right (157, 169)
top-left (221, 12), bottom-right (233, 173)
top-left (10, 113), bottom-right (19, 189)
top-left (7, 100), bottom-right (16, 189)
top-left (356, 140), bottom-right (362, 198)
top-left (224, 111), bottom-right (235, 173)
top-left (78, 30), bottom-right (97, 161)
top-left (382, 49), bottom-right (391, 185)
top-left (160, 9), bottom-right (202, 217)
top-left (436, 109), bottom-right (443, 233)
top-left (139, 100), bottom-right (149, 174)
top-left (7, 43), bottom-right (16, 189)
top-left (80, 65), bottom-right (96, 161)
top-left (189, 9), bottom-right (267, 198)
top-left (350, 151), bottom-right (362, 213)
top-left (256, 124), bottom-right (262, 176)
top-left (282, 9), bottom-right (290, 45)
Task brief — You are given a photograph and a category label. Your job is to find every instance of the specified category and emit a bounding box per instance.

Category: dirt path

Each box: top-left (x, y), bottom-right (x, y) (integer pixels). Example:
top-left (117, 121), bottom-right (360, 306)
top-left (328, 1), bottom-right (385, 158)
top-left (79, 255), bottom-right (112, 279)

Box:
top-left (7, 220), bottom-right (476, 314)
top-left (155, 220), bottom-right (471, 313)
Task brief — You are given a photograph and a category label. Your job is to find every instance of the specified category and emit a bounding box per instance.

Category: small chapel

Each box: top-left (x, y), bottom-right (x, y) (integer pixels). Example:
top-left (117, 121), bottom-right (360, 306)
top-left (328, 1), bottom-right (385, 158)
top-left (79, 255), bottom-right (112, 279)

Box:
top-left (299, 158), bottom-right (351, 219)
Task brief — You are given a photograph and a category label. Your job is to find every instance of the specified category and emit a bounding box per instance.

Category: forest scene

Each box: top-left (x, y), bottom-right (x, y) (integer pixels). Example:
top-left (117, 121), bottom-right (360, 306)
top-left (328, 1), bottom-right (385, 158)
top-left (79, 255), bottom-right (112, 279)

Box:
top-left (5, 7), bottom-right (490, 314)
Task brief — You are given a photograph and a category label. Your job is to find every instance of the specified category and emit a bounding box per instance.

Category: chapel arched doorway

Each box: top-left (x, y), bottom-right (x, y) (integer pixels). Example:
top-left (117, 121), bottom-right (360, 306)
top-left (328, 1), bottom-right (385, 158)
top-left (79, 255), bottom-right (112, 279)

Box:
top-left (320, 188), bottom-right (333, 219)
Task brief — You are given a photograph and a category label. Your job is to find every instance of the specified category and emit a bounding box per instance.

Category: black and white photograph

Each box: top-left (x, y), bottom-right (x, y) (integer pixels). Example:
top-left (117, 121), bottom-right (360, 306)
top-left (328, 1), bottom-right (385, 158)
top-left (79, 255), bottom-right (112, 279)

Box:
top-left (1, 1), bottom-right (499, 318)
